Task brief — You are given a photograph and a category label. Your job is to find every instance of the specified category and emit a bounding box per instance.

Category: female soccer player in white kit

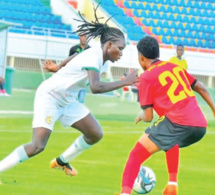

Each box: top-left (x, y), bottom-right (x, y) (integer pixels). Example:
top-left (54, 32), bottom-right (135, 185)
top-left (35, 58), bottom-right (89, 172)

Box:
top-left (0, 10), bottom-right (138, 177)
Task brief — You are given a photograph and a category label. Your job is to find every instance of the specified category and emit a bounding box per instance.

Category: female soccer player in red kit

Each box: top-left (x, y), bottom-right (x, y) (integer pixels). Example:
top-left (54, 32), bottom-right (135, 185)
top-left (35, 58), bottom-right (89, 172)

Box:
top-left (119, 36), bottom-right (215, 195)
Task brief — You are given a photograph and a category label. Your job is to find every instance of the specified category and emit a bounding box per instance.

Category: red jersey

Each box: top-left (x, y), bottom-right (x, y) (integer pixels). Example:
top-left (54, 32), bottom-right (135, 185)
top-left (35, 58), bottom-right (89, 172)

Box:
top-left (139, 60), bottom-right (207, 127)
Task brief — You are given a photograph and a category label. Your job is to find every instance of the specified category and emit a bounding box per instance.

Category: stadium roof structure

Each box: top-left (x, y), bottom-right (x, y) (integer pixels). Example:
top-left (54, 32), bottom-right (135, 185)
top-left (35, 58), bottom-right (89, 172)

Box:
top-left (0, 20), bottom-right (23, 31)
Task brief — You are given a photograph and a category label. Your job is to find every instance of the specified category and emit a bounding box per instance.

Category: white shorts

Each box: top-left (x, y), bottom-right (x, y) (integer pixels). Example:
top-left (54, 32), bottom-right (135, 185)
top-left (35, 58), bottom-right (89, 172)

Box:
top-left (32, 87), bottom-right (90, 131)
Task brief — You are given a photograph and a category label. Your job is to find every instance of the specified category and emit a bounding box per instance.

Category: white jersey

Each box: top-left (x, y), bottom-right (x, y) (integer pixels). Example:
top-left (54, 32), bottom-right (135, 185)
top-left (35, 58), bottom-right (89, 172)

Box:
top-left (39, 46), bottom-right (108, 106)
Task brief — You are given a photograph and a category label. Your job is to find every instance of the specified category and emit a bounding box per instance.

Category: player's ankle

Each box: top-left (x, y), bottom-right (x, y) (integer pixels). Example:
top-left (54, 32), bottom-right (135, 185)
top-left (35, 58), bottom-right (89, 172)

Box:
top-left (56, 157), bottom-right (67, 166)
top-left (168, 182), bottom-right (177, 186)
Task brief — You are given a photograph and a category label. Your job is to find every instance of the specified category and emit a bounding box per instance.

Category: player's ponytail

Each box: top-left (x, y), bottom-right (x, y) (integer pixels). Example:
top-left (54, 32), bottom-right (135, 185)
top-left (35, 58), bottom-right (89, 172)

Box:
top-left (73, 3), bottom-right (125, 45)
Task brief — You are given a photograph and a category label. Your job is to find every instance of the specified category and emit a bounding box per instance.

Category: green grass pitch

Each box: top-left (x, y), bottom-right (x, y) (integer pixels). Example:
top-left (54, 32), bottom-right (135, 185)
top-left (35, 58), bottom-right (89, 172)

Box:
top-left (0, 90), bottom-right (215, 195)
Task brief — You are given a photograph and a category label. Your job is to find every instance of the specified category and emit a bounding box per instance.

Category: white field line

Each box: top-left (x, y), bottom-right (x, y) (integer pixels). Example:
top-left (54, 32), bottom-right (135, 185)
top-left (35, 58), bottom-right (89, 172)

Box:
top-left (0, 111), bottom-right (33, 114)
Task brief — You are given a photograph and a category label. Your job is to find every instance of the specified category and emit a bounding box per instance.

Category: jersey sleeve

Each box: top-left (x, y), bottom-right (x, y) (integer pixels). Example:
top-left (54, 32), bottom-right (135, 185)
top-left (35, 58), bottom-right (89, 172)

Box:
top-left (184, 70), bottom-right (196, 86)
top-left (81, 48), bottom-right (101, 73)
top-left (139, 75), bottom-right (154, 109)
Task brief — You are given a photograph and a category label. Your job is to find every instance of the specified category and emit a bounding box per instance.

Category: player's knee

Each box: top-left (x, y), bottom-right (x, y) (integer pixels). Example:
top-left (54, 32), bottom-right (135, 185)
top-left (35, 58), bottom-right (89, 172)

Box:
top-left (87, 129), bottom-right (103, 144)
top-left (94, 130), bottom-right (103, 142)
top-left (32, 143), bottom-right (46, 155)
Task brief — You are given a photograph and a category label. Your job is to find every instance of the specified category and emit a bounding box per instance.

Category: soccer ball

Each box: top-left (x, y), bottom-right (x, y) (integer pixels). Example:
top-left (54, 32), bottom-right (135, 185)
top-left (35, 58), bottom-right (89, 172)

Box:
top-left (133, 166), bottom-right (156, 194)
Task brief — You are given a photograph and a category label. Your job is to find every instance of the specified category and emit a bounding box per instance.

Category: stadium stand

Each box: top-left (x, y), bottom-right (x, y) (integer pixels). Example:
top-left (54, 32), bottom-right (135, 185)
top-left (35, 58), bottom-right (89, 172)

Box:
top-left (1, 0), bottom-right (214, 50)
top-left (0, 0), bottom-right (77, 39)
top-left (100, 0), bottom-right (215, 50)
top-left (1, 0), bottom-right (215, 89)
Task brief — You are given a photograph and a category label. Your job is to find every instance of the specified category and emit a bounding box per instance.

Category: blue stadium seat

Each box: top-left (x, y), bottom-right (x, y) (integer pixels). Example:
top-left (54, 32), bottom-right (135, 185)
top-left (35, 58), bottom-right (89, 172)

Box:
top-left (168, 13), bottom-right (174, 21)
top-left (197, 40), bottom-right (204, 48)
top-left (162, 36), bottom-right (175, 45)
top-left (145, 3), bottom-right (153, 11)
top-left (140, 11), bottom-right (149, 18)
top-left (166, 29), bottom-right (172, 36)
top-left (204, 41), bottom-right (210, 48)
top-left (169, 36), bottom-right (174, 44)
top-left (138, 3), bottom-right (144, 10)
top-left (159, 28), bottom-right (165, 36)
top-left (209, 33), bottom-right (215, 40)
top-left (170, 21), bottom-right (177, 29)
top-left (148, 18), bottom-right (156, 26)
top-left (148, 11), bottom-right (156, 19)
top-left (162, 13), bottom-right (168, 20)
top-left (162, 20), bottom-right (169, 28)
top-left (168, 0), bottom-right (174, 5)
top-left (206, 3), bottom-right (213, 10)
top-left (189, 16), bottom-right (197, 24)
top-left (161, 36), bottom-right (168, 44)
top-left (175, 37), bottom-right (182, 45)
top-left (151, 4), bottom-right (159, 12)
top-left (152, 27), bottom-right (159, 35)
top-left (204, 18), bottom-right (210, 25)
top-left (189, 38), bottom-right (196, 47)
top-left (186, 1), bottom-right (193, 8)
top-left (0, 0), bottom-right (74, 37)
top-left (205, 25), bottom-right (212, 33)
top-left (198, 25), bottom-right (205, 32)
top-left (131, 2), bottom-right (139, 9)
top-left (175, 14), bottom-right (182, 22)
top-left (179, 7), bottom-right (186, 14)
top-left (166, 6), bottom-right (173, 13)
top-left (176, 22), bottom-right (183, 29)
top-left (174, 7), bottom-right (180, 14)
top-left (184, 7), bottom-right (190, 15)
top-left (183, 38), bottom-right (189, 46)
top-left (159, 5), bottom-right (165, 12)
top-left (208, 41), bottom-right (215, 49)
top-left (183, 16), bottom-right (189, 23)
top-left (156, 20), bottom-right (163, 27)
top-left (123, 1), bottom-right (132, 9)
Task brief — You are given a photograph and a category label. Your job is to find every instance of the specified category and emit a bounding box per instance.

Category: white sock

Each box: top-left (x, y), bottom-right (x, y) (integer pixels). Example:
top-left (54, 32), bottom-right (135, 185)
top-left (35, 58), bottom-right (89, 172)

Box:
top-left (0, 145), bottom-right (29, 172)
top-left (60, 135), bottom-right (92, 163)
top-left (168, 181), bottom-right (178, 186)
top-left (121, 193), bottom-right (130, 195)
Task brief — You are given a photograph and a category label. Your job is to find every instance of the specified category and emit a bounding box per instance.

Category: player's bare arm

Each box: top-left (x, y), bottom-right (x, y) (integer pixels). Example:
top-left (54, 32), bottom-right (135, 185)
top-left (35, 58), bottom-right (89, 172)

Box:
top-left (87, 70), bottom-right (139, 94)
top-left (136, 107), bottom-right (153, 124)
top-left (43, 53), bottom-right (78, 72)
top-left (0, 77), bottom-right (5, 84)
top-left (193, 81), bottom-right (215, 116)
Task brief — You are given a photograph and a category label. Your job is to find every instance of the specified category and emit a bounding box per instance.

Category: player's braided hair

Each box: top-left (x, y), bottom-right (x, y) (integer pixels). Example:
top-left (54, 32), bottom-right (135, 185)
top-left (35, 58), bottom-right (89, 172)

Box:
top-left (73, 3), bottom-right (125, 45)
top-left (137, 36), bottom-right (160, 59)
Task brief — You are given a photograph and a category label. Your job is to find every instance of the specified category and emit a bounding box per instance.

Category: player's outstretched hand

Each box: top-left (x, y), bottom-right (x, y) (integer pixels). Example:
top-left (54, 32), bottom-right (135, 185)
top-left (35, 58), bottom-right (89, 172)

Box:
top-left (135, 112), bottom-right (143, 124)
top-left (124, 70), bottom-right (139, 85)
top-left (43, 60), bottom-right (58, 72)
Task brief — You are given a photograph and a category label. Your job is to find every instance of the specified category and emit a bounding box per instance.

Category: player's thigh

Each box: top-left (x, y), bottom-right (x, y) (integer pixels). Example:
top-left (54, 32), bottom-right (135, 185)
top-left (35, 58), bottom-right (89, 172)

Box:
top-left (60, 101), bottom-right (102, 144)
top-left (72, 113), bottom-right (102, 139)
top-left (60, 101), bottom-right (102, 135)
top-left (32, 127), bottom-right (52, 146)
top-left (33, 89), bottom-right (63, 131)
top-left (60, 100), bottom-right (89, 127)
top-left (138, 133), bottom-right (161, 154)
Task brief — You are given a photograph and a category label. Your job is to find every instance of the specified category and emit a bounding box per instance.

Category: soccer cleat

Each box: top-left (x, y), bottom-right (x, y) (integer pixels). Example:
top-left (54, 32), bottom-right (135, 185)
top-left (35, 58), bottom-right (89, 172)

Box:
top-left (163, 184), bottom-right (177, 195)
top-left (50, 158), bottom-right (78, 176)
